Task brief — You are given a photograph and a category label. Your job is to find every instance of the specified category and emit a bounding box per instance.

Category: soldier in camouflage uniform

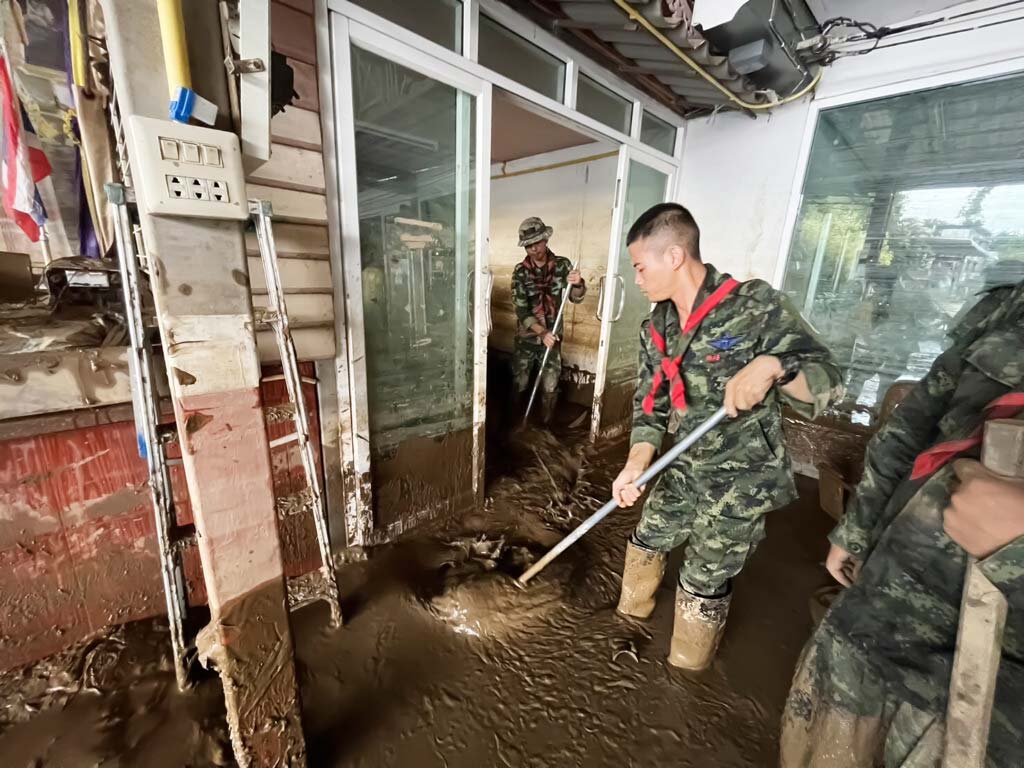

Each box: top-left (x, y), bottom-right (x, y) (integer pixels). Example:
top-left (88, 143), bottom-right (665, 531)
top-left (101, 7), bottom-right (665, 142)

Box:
top-left (511, 217), bottom-right (586, 424)
top-left (781, 279), bottom-right (1024, 767)
top-left (612, 203), bottom-right (842, 670)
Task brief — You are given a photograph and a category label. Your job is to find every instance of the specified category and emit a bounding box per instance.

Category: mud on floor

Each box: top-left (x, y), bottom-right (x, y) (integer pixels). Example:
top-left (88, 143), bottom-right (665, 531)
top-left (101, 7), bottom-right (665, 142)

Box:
top-left (0, 425), bottom-right (834, 767)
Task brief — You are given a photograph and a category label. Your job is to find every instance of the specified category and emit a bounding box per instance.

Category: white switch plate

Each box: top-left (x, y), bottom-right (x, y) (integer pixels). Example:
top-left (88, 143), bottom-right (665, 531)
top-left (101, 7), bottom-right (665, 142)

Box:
top-left (127, 116), bottom-right (248, 221)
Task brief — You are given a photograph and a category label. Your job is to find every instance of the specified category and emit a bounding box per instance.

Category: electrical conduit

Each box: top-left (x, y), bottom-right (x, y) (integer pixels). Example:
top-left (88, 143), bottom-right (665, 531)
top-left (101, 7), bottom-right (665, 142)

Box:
top-left (608, 0), bottom-right (821, 111)
top-left (157, 0), bottom-right (192, 100)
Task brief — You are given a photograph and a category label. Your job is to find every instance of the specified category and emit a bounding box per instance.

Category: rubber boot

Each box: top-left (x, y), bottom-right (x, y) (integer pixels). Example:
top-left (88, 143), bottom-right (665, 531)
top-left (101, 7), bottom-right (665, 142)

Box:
top-left (615, 538), bottom-right (667, 619)
top-left (539, 391), bottom-right (557, 426)
top-left (667, 582), bottom-right (731, 671)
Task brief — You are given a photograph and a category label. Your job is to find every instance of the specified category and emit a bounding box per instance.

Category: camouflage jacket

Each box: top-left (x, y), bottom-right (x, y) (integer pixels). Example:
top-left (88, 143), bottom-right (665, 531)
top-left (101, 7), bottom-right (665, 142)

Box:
top-left (824, 281), bottom-right (1024, 740)
top-left (831, 279), bottom-right (1024, 560)
top-left (511, 252), bottom-right (586, 344)
top-left (631, 263), bottom-right (842, 503)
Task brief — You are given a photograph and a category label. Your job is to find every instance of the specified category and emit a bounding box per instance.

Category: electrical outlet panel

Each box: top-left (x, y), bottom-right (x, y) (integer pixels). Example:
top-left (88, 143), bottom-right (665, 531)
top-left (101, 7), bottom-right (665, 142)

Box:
top-left (128, 116), bottom-right (248, 221)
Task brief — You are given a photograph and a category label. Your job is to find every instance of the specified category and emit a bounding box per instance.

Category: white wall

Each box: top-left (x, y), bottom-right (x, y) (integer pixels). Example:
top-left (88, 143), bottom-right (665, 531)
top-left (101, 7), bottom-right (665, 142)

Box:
top-left (489, 143), bottom-right (618, 373)
top-left (677, 1), bottom-right (1024, 285)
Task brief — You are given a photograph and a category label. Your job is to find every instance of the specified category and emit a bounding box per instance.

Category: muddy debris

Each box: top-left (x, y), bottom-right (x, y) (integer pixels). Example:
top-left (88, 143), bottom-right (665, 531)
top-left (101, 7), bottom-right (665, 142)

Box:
top-left (420, 534), bottom-right (571, 640)
top-left (0, 415), bottom-right (836, 768)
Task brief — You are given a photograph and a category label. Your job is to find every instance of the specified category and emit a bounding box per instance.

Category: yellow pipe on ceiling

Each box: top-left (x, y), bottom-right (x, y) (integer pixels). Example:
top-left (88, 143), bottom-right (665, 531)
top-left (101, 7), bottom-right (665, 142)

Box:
top-left (608, 0), bottom-right (821, 112)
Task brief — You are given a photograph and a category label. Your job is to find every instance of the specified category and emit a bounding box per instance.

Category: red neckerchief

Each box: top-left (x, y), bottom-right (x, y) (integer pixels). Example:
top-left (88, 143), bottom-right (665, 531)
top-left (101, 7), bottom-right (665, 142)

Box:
top-left (909, 392), bottom-right (1024, 480)
top-left (642, 278), bottom-right (740, 415)
top-left (520, 251), bottom-right (558, 328)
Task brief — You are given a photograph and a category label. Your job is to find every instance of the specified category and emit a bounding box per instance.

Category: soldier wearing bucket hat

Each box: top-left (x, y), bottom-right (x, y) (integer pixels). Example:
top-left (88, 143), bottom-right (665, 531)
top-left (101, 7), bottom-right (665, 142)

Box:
top-left (511, 217), bottom-right (586, 424)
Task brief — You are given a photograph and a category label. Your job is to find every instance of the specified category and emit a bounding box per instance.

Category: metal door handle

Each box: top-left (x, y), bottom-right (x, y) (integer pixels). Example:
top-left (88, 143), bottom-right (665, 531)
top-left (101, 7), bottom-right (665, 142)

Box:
top-left (485, 269), bottom-right (494, 334)
top-left (612, 274), bottom-right (626, 322)
top-left (596, 275), bottom-right (607, 321)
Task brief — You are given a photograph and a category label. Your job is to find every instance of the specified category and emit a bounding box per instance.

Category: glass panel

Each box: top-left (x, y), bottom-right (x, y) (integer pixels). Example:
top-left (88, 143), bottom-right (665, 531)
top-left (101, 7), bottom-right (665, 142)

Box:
top-left (780, 73), bottom-right (1024, 425)
top-left (478, 15), bottom-right (565, 102)
top-left (576, 74), bottom-right (632, 134)
top-left (349, 0), bottom-right (463, 52)
top-left (601, 161), bottom-right (669, 432)
top-left (351, 46), bottom-right (476, 528)
top-left (640, 110), bottom-right (676, 155)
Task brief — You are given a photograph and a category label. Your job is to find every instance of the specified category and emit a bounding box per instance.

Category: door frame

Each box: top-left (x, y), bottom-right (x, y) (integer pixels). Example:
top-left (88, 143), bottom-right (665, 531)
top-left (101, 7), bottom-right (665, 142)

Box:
top-left (329, 13), bottom-right (493, 545)
top-left (590, 145), bottom-right (676, 443)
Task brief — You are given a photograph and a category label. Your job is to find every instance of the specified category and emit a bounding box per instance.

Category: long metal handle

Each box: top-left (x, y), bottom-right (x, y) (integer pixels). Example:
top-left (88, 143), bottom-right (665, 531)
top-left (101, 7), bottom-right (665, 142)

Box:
top-left (611, 274), bottom-right (626, 321)
top-left (485, 269), bottom-right (494, 335)
top-left (595, 275), bottom-right (607, 321)
top-left (943, 419), bottom-right (1022, 767)
top-left (518, 406), bottom-right (728, 585)
top-left (107, 182), bottom-right (190, 690)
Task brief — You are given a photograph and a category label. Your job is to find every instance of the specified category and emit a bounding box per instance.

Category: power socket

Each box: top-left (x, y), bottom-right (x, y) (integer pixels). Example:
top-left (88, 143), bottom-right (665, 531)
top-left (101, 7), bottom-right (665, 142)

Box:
top-left (187, 177), bottom-right (209, 201)
top-left (166, 175), bottom-right (186, 199)
top-left (209, 180), bottom-right (230, 203)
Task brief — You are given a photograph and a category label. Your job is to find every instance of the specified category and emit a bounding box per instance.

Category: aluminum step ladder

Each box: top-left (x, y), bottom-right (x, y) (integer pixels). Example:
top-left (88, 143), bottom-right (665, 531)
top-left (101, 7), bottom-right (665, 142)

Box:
top-left (108, 186), bottom-right (344, 691)
top-left (249, 199), bottom-right (342, 628)
top-left (108, 183), bottom-right (193, 689)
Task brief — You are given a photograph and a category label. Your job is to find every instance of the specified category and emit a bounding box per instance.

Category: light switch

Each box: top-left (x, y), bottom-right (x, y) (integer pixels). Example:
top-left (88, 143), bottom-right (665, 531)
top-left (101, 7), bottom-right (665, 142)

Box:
top-left (159, 138), bottom-right (179, 160)
top-left (181, 142), bottom-right (201, 164)
top-left (202, 145), bottom-right (222, 167)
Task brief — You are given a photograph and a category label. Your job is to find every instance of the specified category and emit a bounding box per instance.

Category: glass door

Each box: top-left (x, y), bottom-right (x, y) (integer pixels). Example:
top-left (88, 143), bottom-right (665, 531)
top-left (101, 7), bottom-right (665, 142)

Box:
top-left (332, 16), bottom-right (491, 544)
top-left (591, 147), bottom-right (673, 441)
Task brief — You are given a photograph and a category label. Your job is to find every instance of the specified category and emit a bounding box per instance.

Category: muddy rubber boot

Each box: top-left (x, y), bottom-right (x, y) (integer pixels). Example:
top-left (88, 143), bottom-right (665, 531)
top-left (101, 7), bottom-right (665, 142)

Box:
top-left (615, 539), bottom-right (667, 619)
top-left (539, 392), bottom-right (557, 426)
top-left (667, 583), bottom-right (731, 671)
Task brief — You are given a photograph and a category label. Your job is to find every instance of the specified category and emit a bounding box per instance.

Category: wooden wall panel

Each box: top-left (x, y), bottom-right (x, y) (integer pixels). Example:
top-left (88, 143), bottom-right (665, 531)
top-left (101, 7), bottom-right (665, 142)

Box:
top-left (271, 2), bottom-right (316, 64)
top-left (272, 106), bottom-right (322, 151)
top-left (0, 369), bottom-right (325, 672)
top-left (247, 256), bottom-right (333, 293)
top-left (246, 221), bottom-right (330, 259)
top-left (247, 184), bottom-right (328, 224)
top-left (247, 143), bottom-right (327, 194)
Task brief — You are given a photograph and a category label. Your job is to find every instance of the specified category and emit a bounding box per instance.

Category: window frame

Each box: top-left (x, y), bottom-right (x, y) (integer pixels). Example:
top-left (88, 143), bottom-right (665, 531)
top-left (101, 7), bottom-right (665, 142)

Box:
top-left (774, 58), bottom-right (1024, 289)
top-left (326, 0), bottom-right (684, 165)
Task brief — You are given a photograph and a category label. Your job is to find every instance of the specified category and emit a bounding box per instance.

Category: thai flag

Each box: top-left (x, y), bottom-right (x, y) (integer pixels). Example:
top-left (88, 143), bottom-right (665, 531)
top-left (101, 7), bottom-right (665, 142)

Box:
top-left (0, 53), bottom-right (51, 242)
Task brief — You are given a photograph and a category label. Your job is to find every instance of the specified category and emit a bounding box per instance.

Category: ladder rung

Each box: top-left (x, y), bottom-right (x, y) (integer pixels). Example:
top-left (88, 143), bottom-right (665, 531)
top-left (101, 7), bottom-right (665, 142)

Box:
top-left (168, 525), bottom-right (197, 555)
top-left (276, 488), bottom-right (314, 519)
top-left (269, 432), bottom-right (299, 449)
top-left (286, 569), bottom-right (332, 611)
top-left (261, 374), bottom-right (318, 386)
top-left (166, 457), bottom-right (184, 467)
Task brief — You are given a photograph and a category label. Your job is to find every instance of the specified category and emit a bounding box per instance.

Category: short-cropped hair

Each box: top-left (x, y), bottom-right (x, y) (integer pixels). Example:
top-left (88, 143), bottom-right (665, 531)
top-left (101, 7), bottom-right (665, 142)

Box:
top-left (626, 203), bottom-right (700, 260)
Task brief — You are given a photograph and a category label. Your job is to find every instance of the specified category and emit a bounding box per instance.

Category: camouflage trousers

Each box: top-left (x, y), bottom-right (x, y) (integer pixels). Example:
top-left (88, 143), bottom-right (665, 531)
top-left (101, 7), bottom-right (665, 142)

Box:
top-left (633, 462), bottom-right (775, 596)
top-left (780, 622), bottom-right (956, 768)
top-left (512, 340), bottom-right (561, 396)
top-left (780, 467), bottom-right (1023, 767)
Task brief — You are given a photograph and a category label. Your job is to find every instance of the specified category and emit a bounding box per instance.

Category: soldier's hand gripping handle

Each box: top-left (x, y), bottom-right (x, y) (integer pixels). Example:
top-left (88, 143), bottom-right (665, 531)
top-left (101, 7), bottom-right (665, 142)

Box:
top-left (613, 443), bottom-right (656, 507)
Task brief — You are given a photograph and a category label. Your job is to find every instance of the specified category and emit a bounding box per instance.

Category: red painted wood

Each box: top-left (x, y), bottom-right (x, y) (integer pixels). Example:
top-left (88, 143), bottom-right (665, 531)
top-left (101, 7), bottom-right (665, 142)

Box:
top-left (0, 366), bottom-right (324, 671)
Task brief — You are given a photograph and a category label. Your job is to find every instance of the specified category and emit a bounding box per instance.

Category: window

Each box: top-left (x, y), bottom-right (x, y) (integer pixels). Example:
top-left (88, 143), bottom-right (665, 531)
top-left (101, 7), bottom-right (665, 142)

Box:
top-left (478, 15), bottom-right (565, 102)
top-left (348, 0), bottom-right (463, 52)
top-left (640, 110), bottom-right (676, 155)
top-left (781, 73), bottom-right (1024, 424)
top-left (576, 74), bottom-right (631, 134)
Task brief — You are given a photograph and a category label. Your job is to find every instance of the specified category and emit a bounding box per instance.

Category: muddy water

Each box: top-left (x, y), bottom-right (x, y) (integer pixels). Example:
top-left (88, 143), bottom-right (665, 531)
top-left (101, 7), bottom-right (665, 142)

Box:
top-left (0, 423), bottom-right (834, 767)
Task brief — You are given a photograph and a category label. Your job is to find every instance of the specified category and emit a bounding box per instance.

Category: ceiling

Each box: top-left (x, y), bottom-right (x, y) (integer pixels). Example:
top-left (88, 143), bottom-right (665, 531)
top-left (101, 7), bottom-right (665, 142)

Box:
top-left (491, 90), bottom-right (605, 163)
top-left (496, 0), bottom-right (772, 116)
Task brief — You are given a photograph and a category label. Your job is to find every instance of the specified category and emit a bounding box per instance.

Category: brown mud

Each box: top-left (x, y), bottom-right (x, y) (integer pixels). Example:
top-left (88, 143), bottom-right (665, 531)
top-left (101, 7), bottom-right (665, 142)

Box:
top-left (0, 418), bottom-right (834, 767)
